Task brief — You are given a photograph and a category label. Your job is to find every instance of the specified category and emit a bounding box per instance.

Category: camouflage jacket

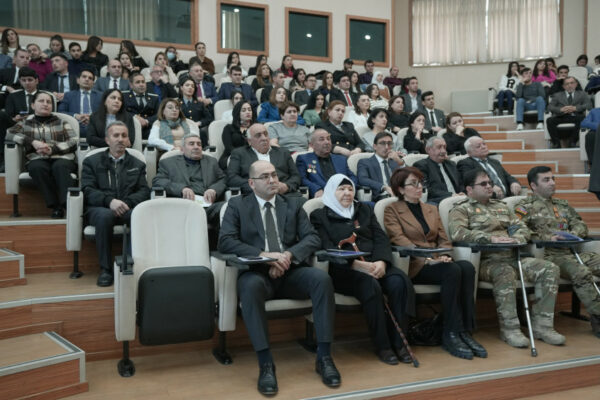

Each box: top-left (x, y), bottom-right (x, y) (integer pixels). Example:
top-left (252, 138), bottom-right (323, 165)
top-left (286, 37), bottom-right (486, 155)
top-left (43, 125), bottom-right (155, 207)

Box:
top-left (514, 194), bottom-right (587, 241)
top-left (448, 197), bottom-right (530, 244)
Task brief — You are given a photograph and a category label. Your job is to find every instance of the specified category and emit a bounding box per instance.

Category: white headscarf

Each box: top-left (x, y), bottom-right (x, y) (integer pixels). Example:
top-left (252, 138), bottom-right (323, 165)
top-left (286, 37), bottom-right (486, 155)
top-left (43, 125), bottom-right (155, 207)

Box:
top-left (322, 174), bottom-right (355, 219)
top-left (371, 71), bottom-right (386, 89)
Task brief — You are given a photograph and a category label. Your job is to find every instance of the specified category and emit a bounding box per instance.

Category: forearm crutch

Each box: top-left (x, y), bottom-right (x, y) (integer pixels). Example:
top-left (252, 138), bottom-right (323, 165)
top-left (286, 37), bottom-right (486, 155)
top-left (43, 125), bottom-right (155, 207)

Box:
top-left (516, 247), bottom-right (538, 357)
top-left (570, 247), bottom-right (600, 296)
top-left (338, 233), bottom-right (419, 367)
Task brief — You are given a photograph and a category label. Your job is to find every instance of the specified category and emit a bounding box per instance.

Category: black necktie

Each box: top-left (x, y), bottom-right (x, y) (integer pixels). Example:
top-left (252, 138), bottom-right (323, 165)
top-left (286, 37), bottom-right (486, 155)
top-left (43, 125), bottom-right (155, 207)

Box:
top-left (59, 75), bottom-right (67, 93)
top-left (430, 111), bottom-right (436, 127)
top-left (567, 93), bottom-right (573, 105)
top-left (482, 160), bottom-right (505, 192)
top-left (383, 160), bottom-right (391, 185)
top-left (26, 94), bottom-right (33, 110)
top-left (137, 94), bottom-right (144, 107)
top-left (113, 78), bottom-right (118, 89)
top-left (264, 202), bottom-right (281, 252)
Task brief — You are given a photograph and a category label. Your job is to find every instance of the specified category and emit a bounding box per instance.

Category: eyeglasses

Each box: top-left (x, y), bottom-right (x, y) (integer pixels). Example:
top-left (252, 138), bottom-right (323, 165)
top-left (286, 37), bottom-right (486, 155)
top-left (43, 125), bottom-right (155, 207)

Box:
top-left (473, 180), bottom-right (492, 187)
top-left (403, 181), bottom-right (423, 188)
top-left (251, 172), bottom-right (278, 181)
top-left (377, 141), bottom-right (394, 147)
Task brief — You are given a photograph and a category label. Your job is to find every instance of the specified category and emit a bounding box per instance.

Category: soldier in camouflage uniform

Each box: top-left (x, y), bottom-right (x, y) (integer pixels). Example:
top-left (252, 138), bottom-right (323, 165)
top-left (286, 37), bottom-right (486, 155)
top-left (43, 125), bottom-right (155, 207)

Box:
top-left (448, 168), bottom-right (564, 348)
top-left (516, 166), bottom-right (600, 338)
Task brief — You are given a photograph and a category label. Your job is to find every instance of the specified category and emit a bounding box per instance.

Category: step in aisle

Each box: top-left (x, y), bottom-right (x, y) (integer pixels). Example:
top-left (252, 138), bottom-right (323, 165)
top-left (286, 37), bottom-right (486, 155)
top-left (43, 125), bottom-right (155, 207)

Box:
top-left (0, 248), bottom-right (26, 288)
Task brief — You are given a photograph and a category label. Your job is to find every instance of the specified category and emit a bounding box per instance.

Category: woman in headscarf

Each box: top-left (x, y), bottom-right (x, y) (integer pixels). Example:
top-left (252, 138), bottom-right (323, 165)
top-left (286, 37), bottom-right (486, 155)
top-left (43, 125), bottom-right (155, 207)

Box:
top-left (310, 174), bottom-right (416, 366)
top-left (371, 71), bottom-right (391, 99)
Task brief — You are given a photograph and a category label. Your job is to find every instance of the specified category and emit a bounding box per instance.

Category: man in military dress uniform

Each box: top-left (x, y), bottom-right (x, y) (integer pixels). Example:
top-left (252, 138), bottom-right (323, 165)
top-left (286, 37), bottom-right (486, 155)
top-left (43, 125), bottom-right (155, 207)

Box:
top-left (449, 168), bottom-right (564, 347)
top-left (123, 71), bottom-right (159, 139)
top-left (516, 166), bottom-right (600, 337)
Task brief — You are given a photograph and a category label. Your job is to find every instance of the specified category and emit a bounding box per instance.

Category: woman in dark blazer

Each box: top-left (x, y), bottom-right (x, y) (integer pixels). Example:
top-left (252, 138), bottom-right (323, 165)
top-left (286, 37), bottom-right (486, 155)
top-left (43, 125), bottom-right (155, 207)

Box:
top-left (442, 112), bottom-right (481, 155)
top-left (315, 100), bottom-right (365, 157)
top-left (402, 111), bottom-right (432, 154)
top-left (383, 167), bottom-right (485, 360)
top-left (220, 100), bottom-right (255, 169)
top-left (310, 174), bottom-right (416, 366)
top-left (87, 89), bottom-right (135, 148)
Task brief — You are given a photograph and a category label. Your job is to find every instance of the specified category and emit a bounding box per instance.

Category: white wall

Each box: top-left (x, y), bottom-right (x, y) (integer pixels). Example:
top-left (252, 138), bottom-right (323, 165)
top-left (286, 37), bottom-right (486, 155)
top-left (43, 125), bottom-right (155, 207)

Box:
top-left (587, 0), bottom-right (600, 62)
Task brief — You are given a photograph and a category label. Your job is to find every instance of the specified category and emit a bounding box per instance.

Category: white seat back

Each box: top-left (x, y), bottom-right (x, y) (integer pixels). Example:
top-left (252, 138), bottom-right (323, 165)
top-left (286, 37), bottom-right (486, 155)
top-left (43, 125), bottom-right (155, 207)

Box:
top-left (208, 120), bottom-right (229, 161)
top-left (214, 99), bottom-right (233, 121)
top-left (373, 197), bottom-right (398, 229)
top-left (403, 153), bottom-right (428, 166)
top-left (132, 116), bottom-right (143, 152)
top-left (347, 152), bottom-right (373, 176)
top-left (244, 75), bottom-right (256, 85)
top-left (283, 77), bottom-right (293, 90)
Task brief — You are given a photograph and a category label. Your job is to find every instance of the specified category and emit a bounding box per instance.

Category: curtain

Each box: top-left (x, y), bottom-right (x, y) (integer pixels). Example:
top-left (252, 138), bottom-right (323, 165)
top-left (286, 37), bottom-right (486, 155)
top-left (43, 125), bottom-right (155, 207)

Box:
top-left (221, 10), bottom-right (240, 49)
top-left (13, 0), bottom-right (84, 34)
top-left (412, 0), bottom-right (487, 65)
top-left (87, 0), bottom-right (159, 41)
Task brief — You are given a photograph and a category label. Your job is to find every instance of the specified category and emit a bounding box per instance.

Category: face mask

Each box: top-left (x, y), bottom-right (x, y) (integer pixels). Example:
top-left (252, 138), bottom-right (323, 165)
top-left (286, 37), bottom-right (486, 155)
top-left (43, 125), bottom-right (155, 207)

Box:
top-left (167, 52), bottom-right (175, 61)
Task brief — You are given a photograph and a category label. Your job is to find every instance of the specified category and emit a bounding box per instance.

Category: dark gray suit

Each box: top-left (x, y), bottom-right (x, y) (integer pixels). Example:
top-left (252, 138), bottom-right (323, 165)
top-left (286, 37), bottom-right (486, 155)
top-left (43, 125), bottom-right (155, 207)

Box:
top-left (93, 76), bottom-right (130, 93)
top-left (226, 146), bottom-right (302, 195)
top-left (218, 194), bottom-right (334, 351)
top-left (547, 90), bottom-right (592, 145)
top-left (414, 157), bottom-right (463, 205)
top-left (402, 91), bottom-right (423, 113)
top-left (423, 108), bottom-right (446, 131)
top-left (153, 154), bottom-right (226, 221)
top-left (293, 89), bottom-right (312, 106)
top-left (457, 156), bottom-right (518, 197)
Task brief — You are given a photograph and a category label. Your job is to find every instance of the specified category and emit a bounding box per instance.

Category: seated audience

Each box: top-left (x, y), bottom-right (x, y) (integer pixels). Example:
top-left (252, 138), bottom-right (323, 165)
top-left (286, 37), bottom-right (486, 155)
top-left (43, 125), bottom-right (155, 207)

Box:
top-left (346, 93), bottom-right (371, 130)
top-left (403, 111), bottom-right (431, 154)
top-left (302, 91), bottom-right (327, 127)
top-left (370, 71), bottom-right (390, 99)
top-left (294, 73), bottom-right (317, 106)
top-left (496, 61), bottom-right (520, 114)
top-left (258, 86), bottom-right (306, 125)
top-left (148, 98), bottom-right (199, 152)
top-left (216, 65), bottom-right (257, 107)
top-left (357, 131), bottom-right (404, 201)
top-left (296, 129), bottom-right (357, 198)
top-left (251, 64), bottom-right (272, 92)
top-left (218, 159), bottom-right (340, 396)
top-left (318, 71), bottom-right (335, 96)
top-left (267, 101), bottom-right (311, 153)
top-left (220, 100), bottom-right (255, 169)
top-left (333, 58), bottom-right (353, 83)
top-left (384, 167), bottom-right (484, 360)
top-left (545, 57), bottom-right (558, 74)
top-left (43, 53), bottom-right (78, 102)
top-left (414, 137), bottom-right (464, 205)
top-left (178, 77), bottom-right (213, 143)
top-left (123, 72), bottom-right (159, 139)
top-left (6, 91), bottom-right (77, 218)
top-left (219, 91), bottom-right (243, 124)
top-left (421, 91), bottom-right (445, 133)
top-left (260, 70), bottom-right (288, 104)
top-left (366, 83), bottom-right (389, 110)
top-left (549, 65), bottom-right (582, 95)
top-left (0, 48), bottom-right (31, 95)
top-left (222, 51), bottom-right (247, 76)
top-left (189, 42), bottom-right (215, 75)
top-left (187, 61), bottom-right (217, 106)
top-left (68, 42), bottom-right (93, 77)
top-left (1, 28), bottom-right (21, 59)
top-left (442, 112), bottom-right (481, 155)
top-left (226, 123), bottom-right (302, 196)
top-left (81, 36), bottom-right (109, 73)
top-left (387, 95), bottom-right (410, 133)
top-left (248, 54), bottom-right (269, 76)
top-left (146, 64), bottom-right (177, 103)
top-left (93, 59), bottom-right (130, 92)
top-left (119, 40), bottom-right (148, 70)
top-left (81, 121), bottom-right (150, 287)
top-left (42, 34), bottom-right (70, 61)
top-left (359, 59), bottom-right (374, 85)
top-left (165, 46), bottom-right (187, 74)
top-left (362, 108), bottom-right (391, 151)
top-left (153, 132), bottom-right (225, 222)
top-left (277, 54), bottom-right (295, 78)
top-left (117, 52), bottom-right (135, 79)
top-left (57, 68), bottom-right (102, 137)
top-left (383, 66), bottom-right (403, 94)
top-left (576, 54), bottom-right (593, 75)
top-left (289, 68), bottom-right (306, 92)
top-left (546, 76), bottom-right (591, 148)
top-left (329, 73), bottom-right (358, 107)
top-left (87, 89), bottom-right (136, 148)
top-left (143, 52), bottom-right (178, 85)
top-left (315, 100), bottom-right (365, 156)
top-left (402, 77), bottom-right (422, 113)
top-left (515, 67), bottom-right (546, 130)
top-left (27, 43), bottom-right (52, 83)
top-left (532, 59), bottom-right (556, 87)
top-left (457, 136), bottom-right (521, 199)
top-left (310, 174), bottom-right (416, 365)
top-left (349, 71), bottom-right (362, 94)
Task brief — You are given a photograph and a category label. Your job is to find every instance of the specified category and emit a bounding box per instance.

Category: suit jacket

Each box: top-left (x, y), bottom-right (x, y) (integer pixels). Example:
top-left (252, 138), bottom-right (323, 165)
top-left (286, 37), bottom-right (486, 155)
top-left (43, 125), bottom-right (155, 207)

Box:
top-left (296, 152), bottom-right (358, 197)
top-left (357, 155), bottom-right (401, 199)
top-left (414, 157), bottom-right (463, 204)
top-left (423, 108), bottom-right (446, 130)
top-left (93, 76), bottom-right (130, 93)
top-left (57, 90), bottom-right (103, 136)
top-left (196, 80), bottom-right (217, 104)
top-left (153, 154), bottom-right (226, 198)
top-left (293, 89), bottom-right (312, 106)
top-left (0, 67), bottom-right (20, 89)
top-left (315, 120), bottom-right (365, 151)
top-left (123, 91), bottom-right (160, 136)
top-left (328, 88), bottom-right (358, 107)
top-left (402, 92), bottom-right (423, 113)
top-left (383, 200), bottom-right (451, 277)
top-left (218, 194), bottom-right (320, 267)
top-left (217, 82), bottom-right (258, 108)
top-left (457, 156), bottom-right (518, 195)
top-left (548, 90), bottom-right (591, 116)
top-left (4, 90), bottom-right (34, 117)
top-left (146, 81), bottom-right (177, 103)
top-left (181, 98), bottom-right (213, 128)
top-left (42, 72), bottom-right (79, 93)
top-left (226, 146), bottom-right (302, 194)
top-left (86, 112), bottom-right (136, 147)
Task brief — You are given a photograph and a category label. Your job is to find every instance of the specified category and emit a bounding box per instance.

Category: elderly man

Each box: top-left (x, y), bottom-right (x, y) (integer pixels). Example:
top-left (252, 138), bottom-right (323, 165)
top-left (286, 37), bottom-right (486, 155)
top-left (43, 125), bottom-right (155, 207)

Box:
top-left (185, 61), bottom-right (217, 106)
top-left (546, 76), bottom-right (591, 148)
top-left (296, 129), bottom-right (357, 198)
top-left (226, 123), bottom-right (301, 196)
top-left (146, 64), bottom-right (177, 103)
top-left (515, 166), bottom-right (600, 338)
top-left (457, 136), bottom-right (521, 199)
top-left (357, 131), bottom-right (404, 201)
top-left (383, 66), bottom-right (403, 94)
top-left (93, 59), bottom-right (129, 92)
top-left (217, 65), bottom-right (257, 108)
top-left (218, 160), bottom-right (340, 395)
top-left (414, 137), bottom-right (463, 205)
top-left (81, 121), bottom-right (150, 287)
top-left (449, 168), bottom-right (563, 347)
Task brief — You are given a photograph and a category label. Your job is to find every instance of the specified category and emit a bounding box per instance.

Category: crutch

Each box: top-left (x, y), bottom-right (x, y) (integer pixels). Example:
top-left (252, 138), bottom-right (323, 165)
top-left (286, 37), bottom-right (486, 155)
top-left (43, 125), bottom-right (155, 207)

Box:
top-left (338, 233), bottom-right (420, 367)
top-left (570, 246), bottom-right (600, 297)
top-left (515, 247), bottom-right (538, 357)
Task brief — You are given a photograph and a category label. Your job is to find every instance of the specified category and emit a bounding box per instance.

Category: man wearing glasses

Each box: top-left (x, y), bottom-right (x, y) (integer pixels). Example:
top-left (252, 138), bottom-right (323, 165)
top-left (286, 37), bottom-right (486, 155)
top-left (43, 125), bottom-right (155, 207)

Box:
top-left (449, 168), bottom-right (563, 348)
top-left (357, 131), bottom-right (404, 201)
top-left (218, 160), bottom-right (341, 395)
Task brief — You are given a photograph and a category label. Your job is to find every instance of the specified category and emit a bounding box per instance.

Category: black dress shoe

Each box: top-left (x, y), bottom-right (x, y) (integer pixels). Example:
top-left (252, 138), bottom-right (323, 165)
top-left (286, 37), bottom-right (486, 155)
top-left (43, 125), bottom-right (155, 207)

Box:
top-left (442, 332), bottom-right (473, 360)
top-left (315, 356), bottom-right (341, 388)
top-left (257, 362), bottom-right (278, 396)
top-left (97, 271), bottom-right (114, 287)
top-left (459, 332), bottom-right (488, 358)
top-left (395, 346), bottom-right (413, 364)
top-left (377, 349), bottom-right (399, 365)
top-left (51, 207), bottom-right (64, 219)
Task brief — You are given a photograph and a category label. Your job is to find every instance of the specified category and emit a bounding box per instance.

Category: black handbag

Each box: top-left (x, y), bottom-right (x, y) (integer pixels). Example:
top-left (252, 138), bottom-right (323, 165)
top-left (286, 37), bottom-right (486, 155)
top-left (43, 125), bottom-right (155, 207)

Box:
top-left (407, 313), bottom-right (443, 346)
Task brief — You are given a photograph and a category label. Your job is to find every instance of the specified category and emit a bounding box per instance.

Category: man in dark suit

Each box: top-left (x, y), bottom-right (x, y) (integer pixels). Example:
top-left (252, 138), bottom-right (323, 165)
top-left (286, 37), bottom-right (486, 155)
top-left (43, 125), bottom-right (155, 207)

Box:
top-left (226, 123), bottom-right (302, 196)
top-left (218, 159), bottom-right (340, 395)
top-left (402, 77), bottom-right (423, 113)
top-left (328, 73), bottom-right (358, 107)
top-left (153, 133), bottom-right (225, 222)
top-left (457, 136), bottom-right (522, 199)
top-left (57, 68), bottom-right (102, 137)
top-left (547, 76), bottom-right (592, 148)
top-left (123, 72), bottom-right (159, 139)
top-left (358, 59), bottom-right (374, 85)
top-left (187, 61), bottom-right (217, 106)
top-left (333, 58), bottom-right (353, 83)
top-left (92, 59), bottom-right (130, 93)
top-left (216, 65), bottom-right (258, 108)
top-left (0, 48), bottom-right (31, 109)
top-left (296, 129), bottom-right (358, 198)
top-left (293, 73), bottom-right (317, 106)
top-left (42, 53), bottom-right (78, 102)
top-left (146, 64), bottom-right (177, 103)
top-left (68, 42), bottom-right (95, 77)
top-left (421, 91), bottom-right (445, 133)
top-left (260, 70), bottom-right (288, 104)
top-left (414, 137), bottom-right (464, 205)
top-left (357, 131), bottom-right (403, 201)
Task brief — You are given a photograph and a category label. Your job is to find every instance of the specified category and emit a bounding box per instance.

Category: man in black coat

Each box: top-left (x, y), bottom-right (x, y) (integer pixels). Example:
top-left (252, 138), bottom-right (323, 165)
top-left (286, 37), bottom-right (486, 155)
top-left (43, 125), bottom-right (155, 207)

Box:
top-left (457, 136), bottom-right (522, 199)
top-left (218, 159), bottom-right (340, 395)
top-left (81, 121), bottom-right (150, 287)
top-left (328, 73), bottom-right (358, 107)
top-left (42, 53), bottom-right (79, 102)
top-left (414, 137), bottom-right (464, 205)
